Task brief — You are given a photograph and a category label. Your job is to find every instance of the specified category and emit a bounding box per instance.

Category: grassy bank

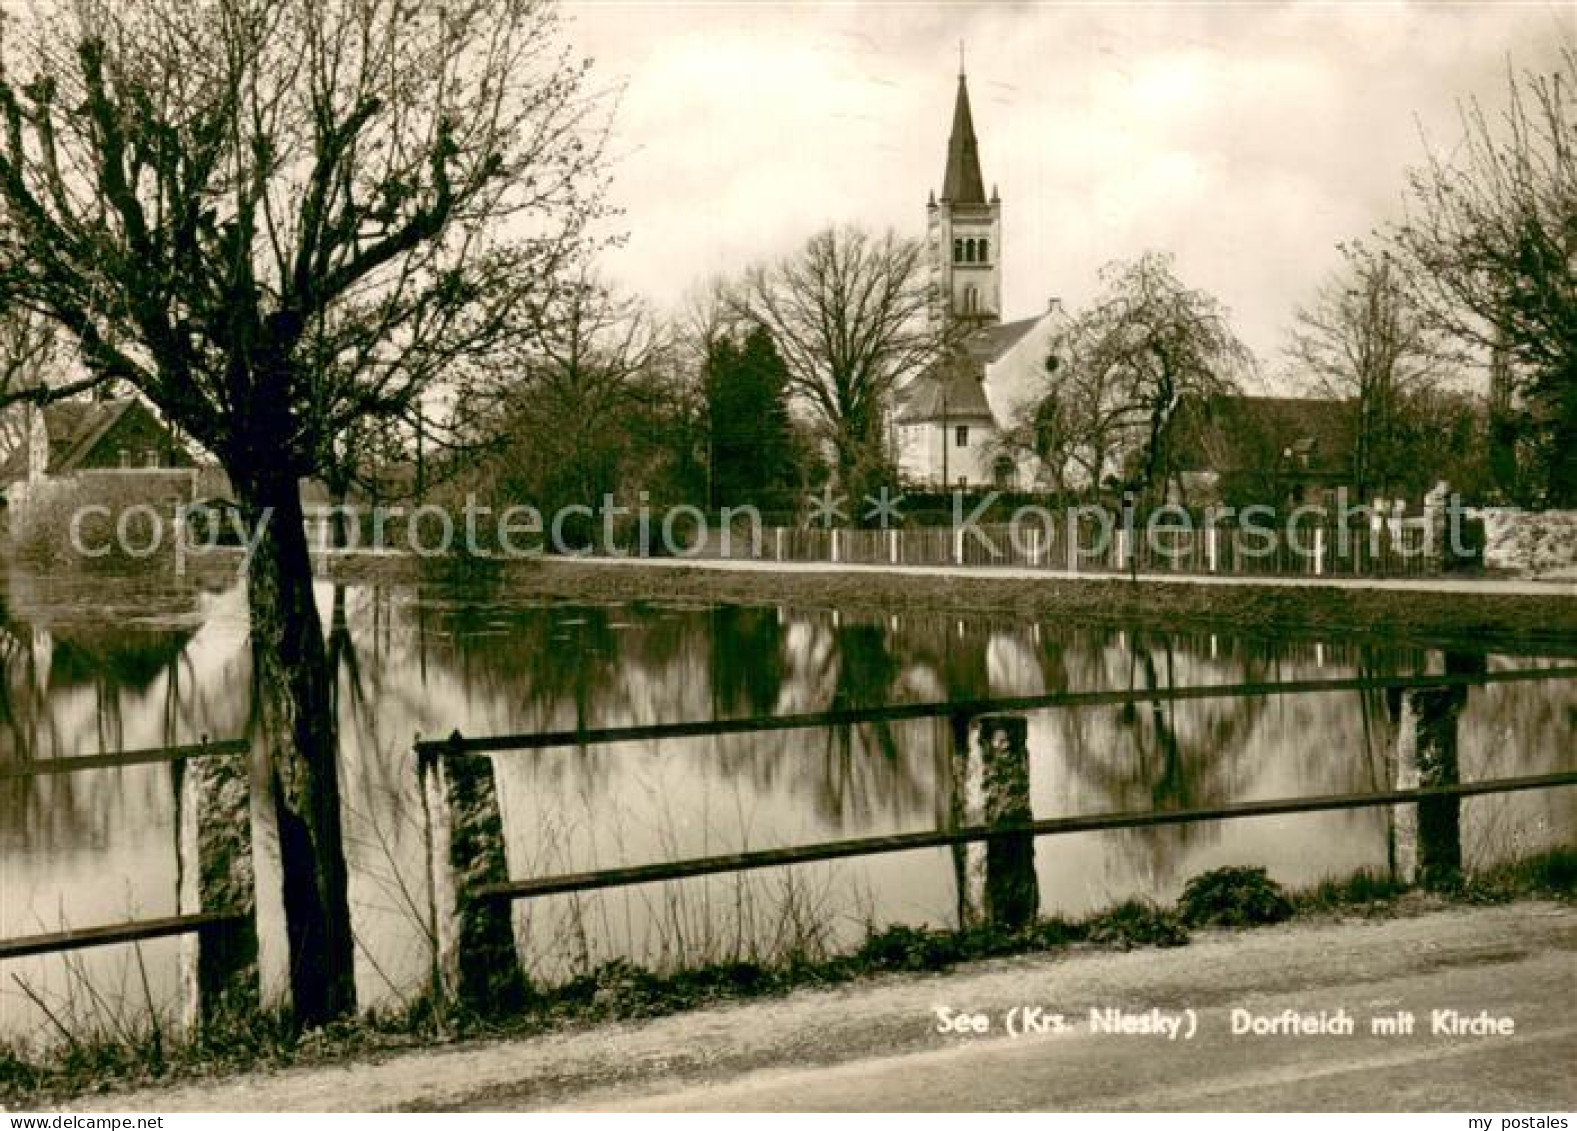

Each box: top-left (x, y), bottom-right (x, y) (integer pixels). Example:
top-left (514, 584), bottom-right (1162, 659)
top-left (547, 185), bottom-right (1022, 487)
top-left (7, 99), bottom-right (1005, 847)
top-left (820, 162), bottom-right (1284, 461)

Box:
top-left (309, 553), bottom-right (1577, 657)
top-left (3, 850), bottom-right (1571, 1108)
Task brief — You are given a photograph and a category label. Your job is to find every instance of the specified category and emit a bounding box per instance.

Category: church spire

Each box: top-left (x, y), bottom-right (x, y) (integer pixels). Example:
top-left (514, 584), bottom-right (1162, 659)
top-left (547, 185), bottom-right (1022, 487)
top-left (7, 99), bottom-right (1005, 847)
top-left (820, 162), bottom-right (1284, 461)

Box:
top-left (941, 64), bottom-right (987, 204)
top-left (926, 54), bottom-right (1001, 331)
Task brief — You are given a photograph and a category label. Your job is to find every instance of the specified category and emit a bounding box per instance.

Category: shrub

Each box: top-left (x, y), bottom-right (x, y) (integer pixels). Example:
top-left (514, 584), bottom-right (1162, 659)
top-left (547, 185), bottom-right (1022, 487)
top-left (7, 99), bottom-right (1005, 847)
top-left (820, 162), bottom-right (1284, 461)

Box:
top-left (672, 960), bottom-right (770, 998)
top-left (555, 960), bottom-right (663, 1017)
top-left (4, 474), bottom-right (191, 569)
top-left (1178, 865), bottom-right (1294, 927)
top-left (1522, 847), bottom-right (1577, 896)
top-left (1083, 900), bottom-right (1189, 949)
top-left (1024, 916), bottom-right (1087, 948)
top-left (856, 924), bottom-right (963, 971)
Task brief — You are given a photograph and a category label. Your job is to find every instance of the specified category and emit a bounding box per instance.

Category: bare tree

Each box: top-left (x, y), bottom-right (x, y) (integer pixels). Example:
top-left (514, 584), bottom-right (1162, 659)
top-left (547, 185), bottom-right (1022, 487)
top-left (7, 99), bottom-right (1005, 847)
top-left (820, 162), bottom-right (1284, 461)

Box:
top-left (1389, 47), bottom-right (1577, 505)
top-left (0, 306), bottom-right (79, 404)
top-left (472, 276), bottom-right (669, 529)
top-left (735, 226), bottom-right (941, 499)
top-left (0, 0), bottom-right (609, 1024)
top-left (677, 276), bottom-right (744, 375)
top-left (1000, 349), bottom-right (1125, 497)
top-left (1286, 245), bottom-right (1455, 499)
top-left (0, 307), bottom-right (65, 460)
top-left (1022, 253), bottom-right (1251, 502)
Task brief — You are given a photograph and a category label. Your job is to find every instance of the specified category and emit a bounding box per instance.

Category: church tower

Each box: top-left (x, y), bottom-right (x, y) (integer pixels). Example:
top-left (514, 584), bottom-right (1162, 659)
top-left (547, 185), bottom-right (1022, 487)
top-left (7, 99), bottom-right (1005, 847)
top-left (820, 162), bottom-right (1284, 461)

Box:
top-left (927, 59), bottom-right (1002, 331)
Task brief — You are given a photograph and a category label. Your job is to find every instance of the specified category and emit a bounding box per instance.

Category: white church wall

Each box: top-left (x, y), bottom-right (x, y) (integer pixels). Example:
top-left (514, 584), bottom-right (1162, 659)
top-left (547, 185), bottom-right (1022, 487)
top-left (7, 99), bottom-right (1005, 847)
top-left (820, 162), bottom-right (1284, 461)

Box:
top-left (983, 311), bottom-right (1061, 428)
top-left (896, 415), bottom-right (1000, 489)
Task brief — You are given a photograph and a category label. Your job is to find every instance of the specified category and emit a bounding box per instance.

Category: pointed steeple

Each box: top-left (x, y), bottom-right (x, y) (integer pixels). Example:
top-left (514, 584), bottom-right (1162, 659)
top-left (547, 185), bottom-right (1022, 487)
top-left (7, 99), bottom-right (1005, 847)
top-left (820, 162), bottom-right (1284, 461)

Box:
top-left (925, 52), bottom-right (1002, 334)
top-left (941, 68), bottom-right (987, 204)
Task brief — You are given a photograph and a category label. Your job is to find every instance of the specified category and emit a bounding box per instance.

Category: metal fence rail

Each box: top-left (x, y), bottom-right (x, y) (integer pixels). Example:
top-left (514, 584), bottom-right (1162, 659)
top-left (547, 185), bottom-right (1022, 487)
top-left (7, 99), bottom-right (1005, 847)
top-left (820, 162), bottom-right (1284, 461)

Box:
top-left (0, 737), bottom-right (247, 780)
top-left (0, 912), bottom-right (249, 961)
top-left (418, 664), bottom-right (1577, 757)
top-left (419, 663), bottom-right (1577, 930)
top-left (476, 770), bottom-right (1577, 901)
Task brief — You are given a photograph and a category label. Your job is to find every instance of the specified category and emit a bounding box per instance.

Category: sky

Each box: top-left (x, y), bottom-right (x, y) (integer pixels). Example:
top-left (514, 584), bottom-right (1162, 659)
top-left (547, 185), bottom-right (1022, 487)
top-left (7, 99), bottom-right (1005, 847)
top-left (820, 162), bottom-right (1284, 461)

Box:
top-left (559, 0), bottom-right (1571, 384)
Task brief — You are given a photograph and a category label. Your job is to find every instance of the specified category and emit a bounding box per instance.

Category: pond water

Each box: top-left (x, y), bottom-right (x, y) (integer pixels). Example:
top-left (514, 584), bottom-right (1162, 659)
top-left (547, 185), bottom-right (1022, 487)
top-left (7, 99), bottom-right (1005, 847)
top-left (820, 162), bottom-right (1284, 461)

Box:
top-left (1, 568), bottom-right (1573, 1047)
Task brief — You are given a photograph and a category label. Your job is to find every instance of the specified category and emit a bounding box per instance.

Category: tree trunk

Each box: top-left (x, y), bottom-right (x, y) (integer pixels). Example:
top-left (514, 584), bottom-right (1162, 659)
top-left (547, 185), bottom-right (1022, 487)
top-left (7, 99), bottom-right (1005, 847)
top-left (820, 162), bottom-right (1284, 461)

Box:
top-left (234, 461), bottom-right (356, 1028)
top-left (1547, 380), bottom-right (1577, 508)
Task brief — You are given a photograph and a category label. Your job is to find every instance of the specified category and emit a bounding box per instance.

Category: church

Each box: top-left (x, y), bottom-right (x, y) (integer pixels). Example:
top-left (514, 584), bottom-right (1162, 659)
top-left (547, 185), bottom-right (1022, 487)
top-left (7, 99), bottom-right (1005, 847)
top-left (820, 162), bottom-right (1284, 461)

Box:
top-left (891, 64), bottom-right (1064, 490)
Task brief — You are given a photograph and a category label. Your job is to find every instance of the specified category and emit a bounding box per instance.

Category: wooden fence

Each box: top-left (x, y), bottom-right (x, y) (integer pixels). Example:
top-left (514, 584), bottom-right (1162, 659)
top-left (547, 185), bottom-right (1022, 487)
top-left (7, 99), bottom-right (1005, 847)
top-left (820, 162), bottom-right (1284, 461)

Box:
top-left (7, 667), bottom-right (1571, 1022)
top-left (414, 664), bottom-right (1577, 1013)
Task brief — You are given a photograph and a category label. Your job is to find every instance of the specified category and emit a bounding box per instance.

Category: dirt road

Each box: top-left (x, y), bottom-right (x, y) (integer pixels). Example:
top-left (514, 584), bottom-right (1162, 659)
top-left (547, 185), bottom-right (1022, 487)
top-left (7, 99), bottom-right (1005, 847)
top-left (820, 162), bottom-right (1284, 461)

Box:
top-left (79, 901), bottom-right (1575, 1113)
top-left (566, 940), bottom-right (1574, 1111)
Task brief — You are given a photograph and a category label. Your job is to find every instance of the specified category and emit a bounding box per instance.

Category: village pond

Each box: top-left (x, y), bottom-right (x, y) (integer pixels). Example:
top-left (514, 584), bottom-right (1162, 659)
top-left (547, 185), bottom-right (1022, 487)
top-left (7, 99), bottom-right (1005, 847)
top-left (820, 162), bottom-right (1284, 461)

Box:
top-left (1, 566), bottom-right (1573, 1046)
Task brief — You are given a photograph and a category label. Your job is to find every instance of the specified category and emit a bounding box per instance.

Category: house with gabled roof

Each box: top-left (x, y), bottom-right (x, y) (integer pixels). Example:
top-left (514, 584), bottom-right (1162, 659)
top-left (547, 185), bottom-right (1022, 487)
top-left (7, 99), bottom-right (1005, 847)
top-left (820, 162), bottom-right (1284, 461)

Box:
top-left (0, 396), bottom-right (197, 507)
top-left (1163, 393), bottom-right (1359, 506)
top-left (891, 63), bottom-right (1065, 489)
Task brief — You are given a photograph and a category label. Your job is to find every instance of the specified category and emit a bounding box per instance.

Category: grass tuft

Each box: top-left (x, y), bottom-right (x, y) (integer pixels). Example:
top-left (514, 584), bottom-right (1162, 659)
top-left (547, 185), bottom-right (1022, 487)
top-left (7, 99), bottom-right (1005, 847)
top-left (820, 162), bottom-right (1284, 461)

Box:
top-left (1291, 867), bottom-right (1411, 913)
top-left (1459, 847), bottom-right (1577, 904)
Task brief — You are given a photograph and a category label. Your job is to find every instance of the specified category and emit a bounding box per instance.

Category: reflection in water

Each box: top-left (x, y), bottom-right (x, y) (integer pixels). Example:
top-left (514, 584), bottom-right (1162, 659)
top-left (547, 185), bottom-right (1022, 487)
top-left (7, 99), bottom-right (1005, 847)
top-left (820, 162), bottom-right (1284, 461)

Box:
top-left (1, 568), bottom-right (1573, 1046)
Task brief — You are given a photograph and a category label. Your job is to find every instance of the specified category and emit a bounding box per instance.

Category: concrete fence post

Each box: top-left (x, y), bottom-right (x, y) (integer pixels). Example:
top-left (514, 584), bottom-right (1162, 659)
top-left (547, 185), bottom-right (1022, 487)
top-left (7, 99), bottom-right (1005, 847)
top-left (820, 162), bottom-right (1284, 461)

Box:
top-left (775, 527), bottom-right (784, 562)
top-left (1413, 685), bottom-right (1465, 889)
top-left (419, 733), bottom-right (528, 1017)
top-left (1206, 524), bottom-right (1219, 573)
top-left (977, 715), bottom-right (1039, 930)
top-left (830, 529), bottom-right (840, 563)
top-left (1391, 695), bottom-right (1420, 884)
top-left (953, 526), bottom-right (963, 566)
top-left (947, 713), bottom-right (986, 928)
top-left (175, 740), bottom-right (259, 1034)
top-left (889, 528), bottom-right (899, 564)
top-left (950, 715), bottom-right (1039, 931)
top-left (1313, 527), bottom-right (1326, 576)
top-left (1391, 684), bottom-right (1466, 890)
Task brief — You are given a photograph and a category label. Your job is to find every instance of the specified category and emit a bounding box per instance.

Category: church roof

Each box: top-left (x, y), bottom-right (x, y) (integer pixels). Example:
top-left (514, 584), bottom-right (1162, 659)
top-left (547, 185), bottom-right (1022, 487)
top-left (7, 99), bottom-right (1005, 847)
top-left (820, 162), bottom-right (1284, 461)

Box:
top-left (961, 316), bottom-right (1043, 364)
top-left (894, 357), bottom-right (994, 424)
top-left (941, 73), bottom-right (987, 204)
top-left (894, 313), bottom-right (1054, 425)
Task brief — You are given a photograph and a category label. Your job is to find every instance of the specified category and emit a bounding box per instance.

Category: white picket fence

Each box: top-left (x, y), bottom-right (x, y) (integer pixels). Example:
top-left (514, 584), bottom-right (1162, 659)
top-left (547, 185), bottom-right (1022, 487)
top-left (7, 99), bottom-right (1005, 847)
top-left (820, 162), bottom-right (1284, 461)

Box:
top-left (690, 518), bottom-right (1440, 578)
